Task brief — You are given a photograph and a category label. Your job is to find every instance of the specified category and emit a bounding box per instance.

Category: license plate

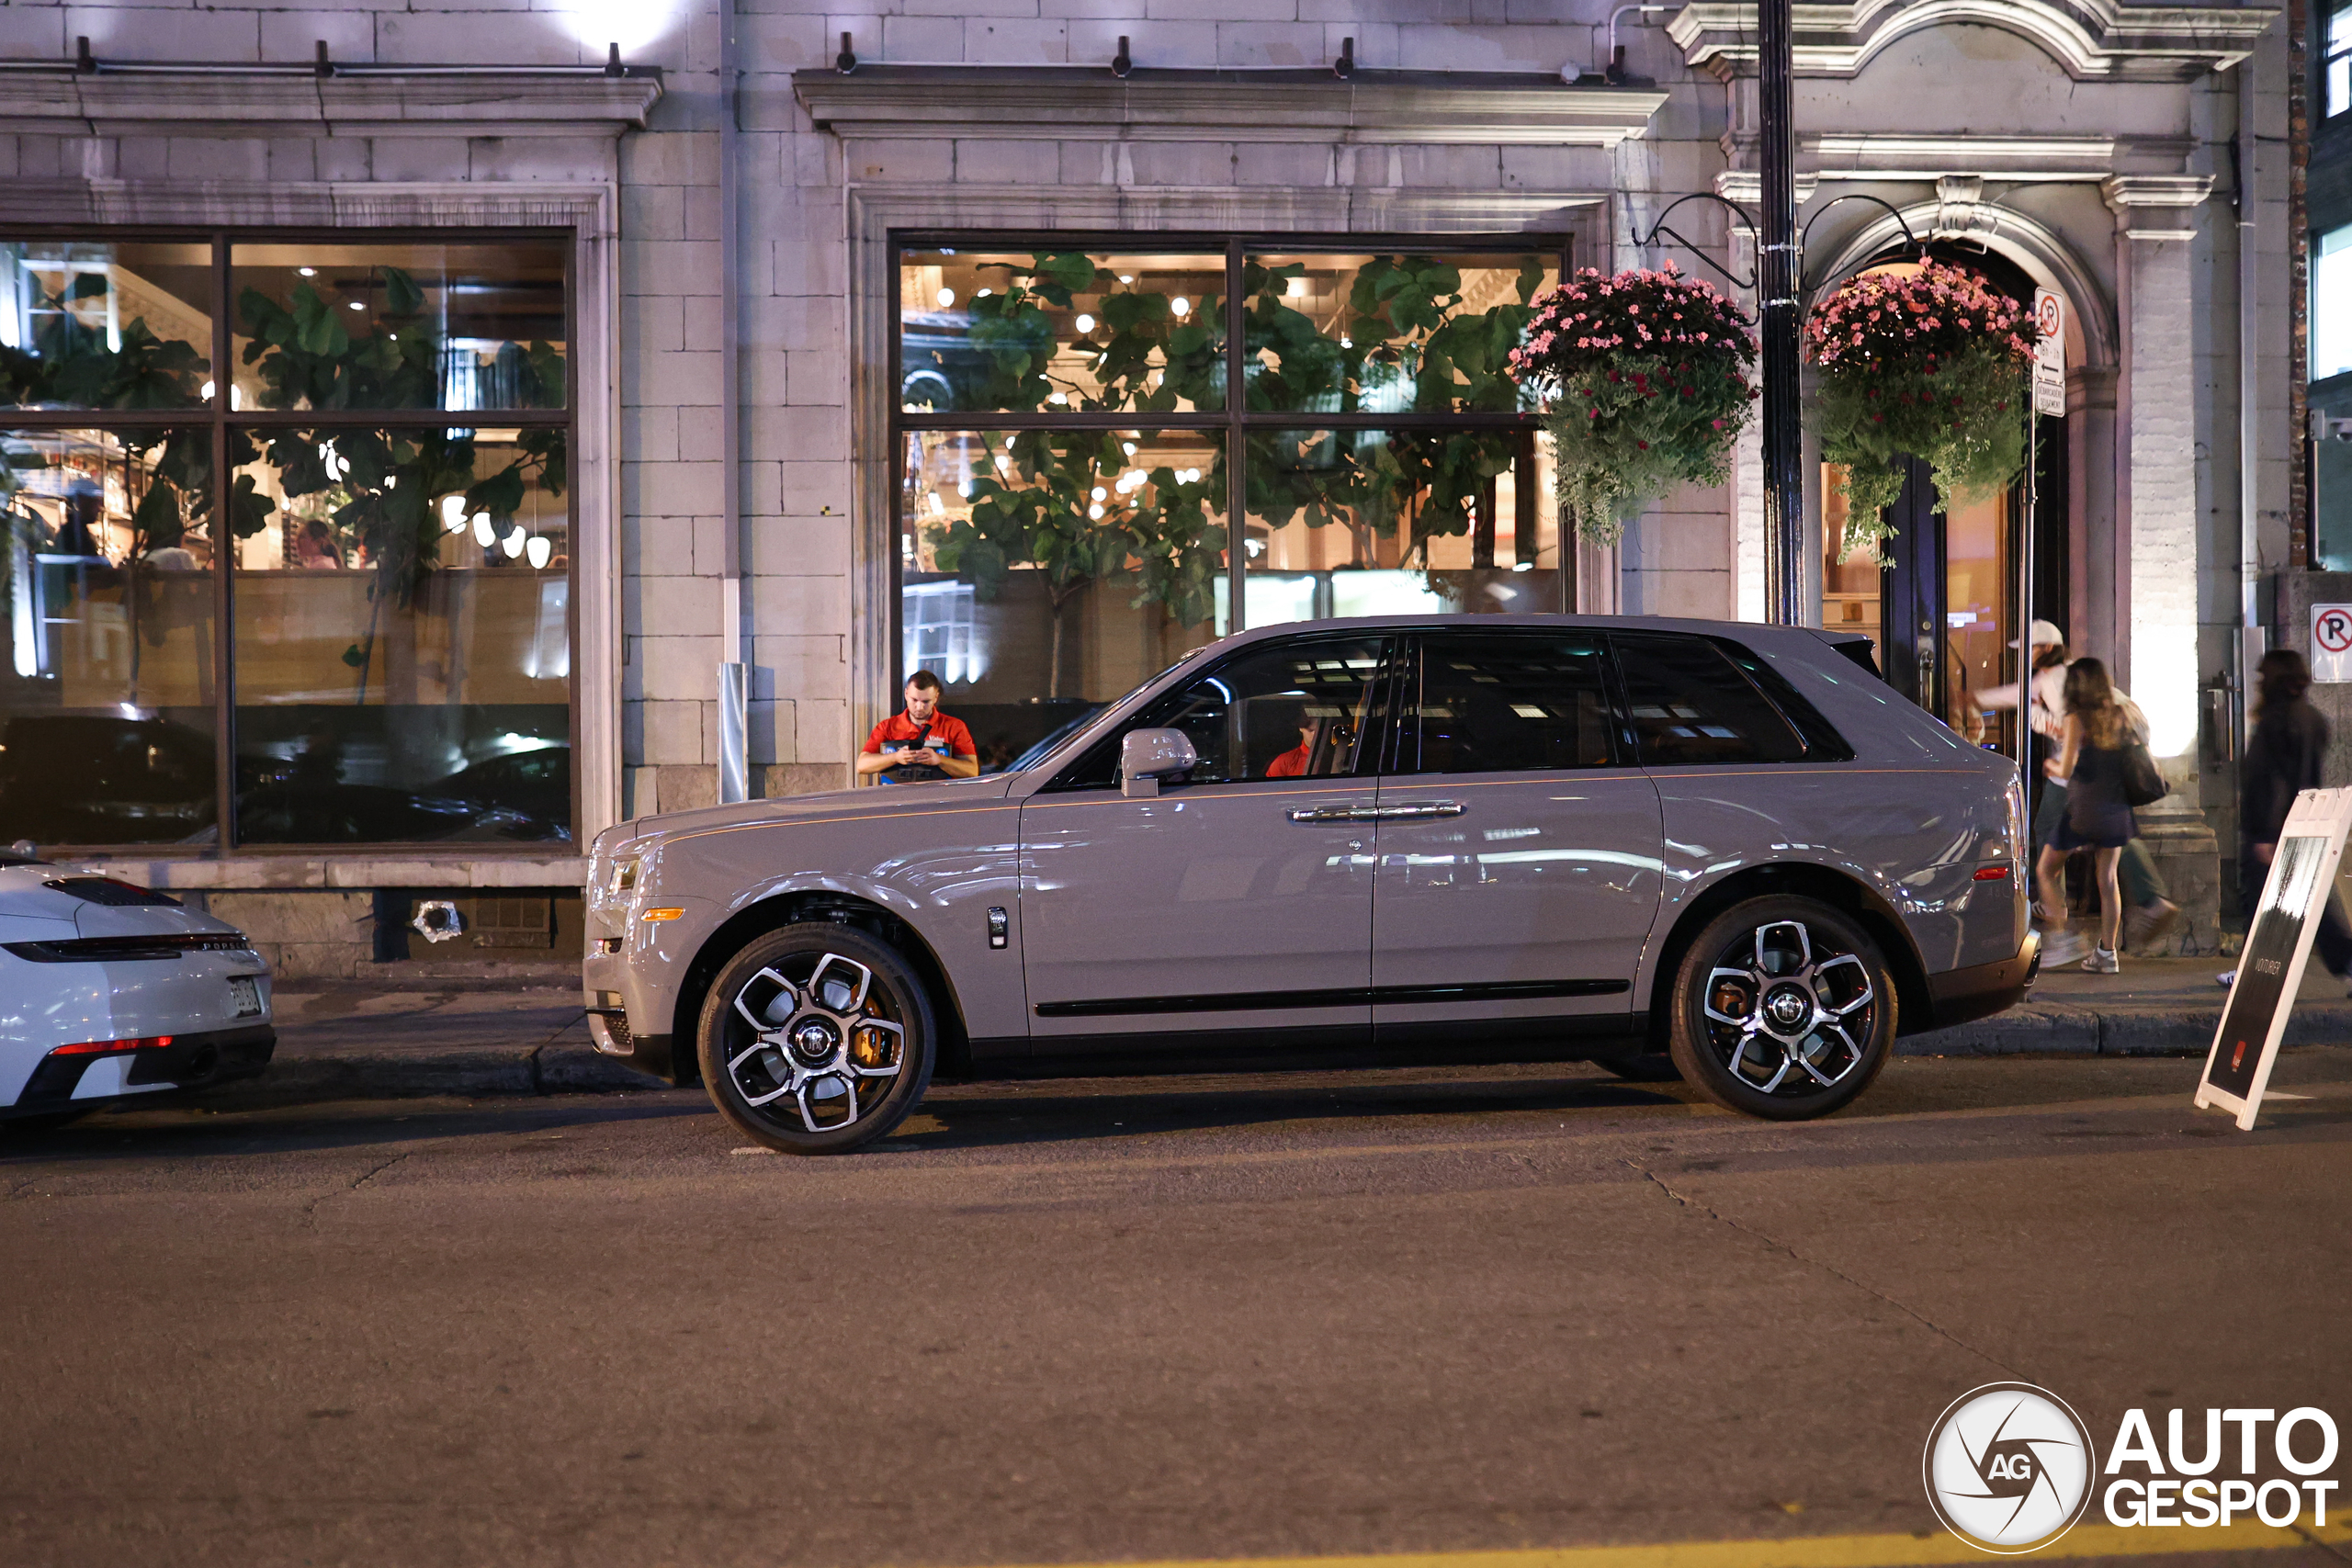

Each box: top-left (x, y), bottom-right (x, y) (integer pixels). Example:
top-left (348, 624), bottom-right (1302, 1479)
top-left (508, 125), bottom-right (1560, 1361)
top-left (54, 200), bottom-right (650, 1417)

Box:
top-left (228, 976), bottom-right (263, 1018)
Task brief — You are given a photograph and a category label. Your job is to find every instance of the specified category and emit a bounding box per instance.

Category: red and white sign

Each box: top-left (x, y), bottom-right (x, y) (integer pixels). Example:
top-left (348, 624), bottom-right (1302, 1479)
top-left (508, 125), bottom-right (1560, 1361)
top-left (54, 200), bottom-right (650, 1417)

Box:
top-left (2032, 288), bottom-right (2066, 417)
top-left (2314, 603), bottom-right (2352, 682)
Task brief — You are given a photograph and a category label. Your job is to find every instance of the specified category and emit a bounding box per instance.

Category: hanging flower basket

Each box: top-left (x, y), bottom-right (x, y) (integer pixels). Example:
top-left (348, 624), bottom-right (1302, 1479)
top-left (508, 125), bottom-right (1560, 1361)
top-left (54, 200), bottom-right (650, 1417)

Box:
top-left (1806, 258), bottom-right (2041, 556)
top-left (1507, 265), bottom-right (1757, 543)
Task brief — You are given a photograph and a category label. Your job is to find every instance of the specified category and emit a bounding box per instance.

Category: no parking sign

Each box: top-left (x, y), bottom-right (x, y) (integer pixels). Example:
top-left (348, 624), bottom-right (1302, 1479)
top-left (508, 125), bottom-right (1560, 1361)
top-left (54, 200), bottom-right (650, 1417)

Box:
top-left (2314, 604), bottom-right (2352, 683)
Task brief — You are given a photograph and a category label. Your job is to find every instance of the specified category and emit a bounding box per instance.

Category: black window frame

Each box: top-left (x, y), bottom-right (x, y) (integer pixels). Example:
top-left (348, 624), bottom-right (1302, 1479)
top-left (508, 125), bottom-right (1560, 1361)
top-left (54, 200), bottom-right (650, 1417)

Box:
top-left (0, 225), bottom-right (579, 856)
top-left (888, 231), bottom-right (1571, 697)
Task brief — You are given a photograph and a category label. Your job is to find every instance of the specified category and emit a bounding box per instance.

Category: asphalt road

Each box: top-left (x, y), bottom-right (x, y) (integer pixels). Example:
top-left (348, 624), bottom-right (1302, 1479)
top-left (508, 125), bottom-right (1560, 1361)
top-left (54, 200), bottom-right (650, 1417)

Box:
top-left (4, 1051), bottom-right (2350, 1568)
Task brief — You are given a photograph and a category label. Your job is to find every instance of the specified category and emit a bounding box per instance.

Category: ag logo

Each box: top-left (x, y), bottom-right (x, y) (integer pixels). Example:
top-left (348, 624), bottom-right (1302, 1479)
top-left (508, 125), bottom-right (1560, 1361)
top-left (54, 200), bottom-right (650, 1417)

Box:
top-left (1923, 1382), bottom-right (2097, 1553)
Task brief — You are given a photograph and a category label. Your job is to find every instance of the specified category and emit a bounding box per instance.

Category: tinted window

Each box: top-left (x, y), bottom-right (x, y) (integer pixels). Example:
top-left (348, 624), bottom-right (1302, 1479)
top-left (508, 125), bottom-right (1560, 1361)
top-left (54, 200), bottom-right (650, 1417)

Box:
top-left (1714, 638), bottom-right (1855, 761)
top-left (1613, 633), bottom-right (1805, 766)
top-left (1400, 632), bottom-right (1619, 773)
top-left (1048, 635), bottom-right (1389, 791)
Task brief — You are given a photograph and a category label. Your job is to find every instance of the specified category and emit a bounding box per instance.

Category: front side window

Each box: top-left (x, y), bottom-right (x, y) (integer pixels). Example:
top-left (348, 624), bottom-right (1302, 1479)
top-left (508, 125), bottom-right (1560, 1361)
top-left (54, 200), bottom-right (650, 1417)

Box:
top-left (897, 241), bottom-right (1563, 771)
top-left (1613, 633), bottom-right (1806, 767)
top-left (1398, 630), bottom-right (1619, 774)
top-left (0, 232), bottom-right (574, 851)
top-left (1048, 634), bottom-right (1390, 792)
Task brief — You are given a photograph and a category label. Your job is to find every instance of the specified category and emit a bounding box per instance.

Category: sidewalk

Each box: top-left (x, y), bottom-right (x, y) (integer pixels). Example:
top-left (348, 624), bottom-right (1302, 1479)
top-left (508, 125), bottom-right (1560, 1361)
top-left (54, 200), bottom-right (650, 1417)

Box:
top-left (230, 956), bottom-right (2352, 1106)
top-left (1904, 955), bottom-right (2352, 1055)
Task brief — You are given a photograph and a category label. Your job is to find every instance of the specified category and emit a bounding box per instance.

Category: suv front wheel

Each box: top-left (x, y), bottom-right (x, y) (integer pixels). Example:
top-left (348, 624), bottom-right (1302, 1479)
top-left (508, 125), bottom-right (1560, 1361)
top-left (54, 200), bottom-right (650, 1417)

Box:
top-left (1666, 896), bottom-right (1895, 1121)
top-left (696, 925), bottom-right (936, 1154)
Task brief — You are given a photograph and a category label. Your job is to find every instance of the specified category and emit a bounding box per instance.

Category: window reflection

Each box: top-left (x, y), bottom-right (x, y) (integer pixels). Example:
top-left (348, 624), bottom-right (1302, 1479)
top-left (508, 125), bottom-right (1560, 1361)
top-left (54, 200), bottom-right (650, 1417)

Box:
top-left (1242, 254), bottom-right (1552, 414)
top-left (231, 241), bottom-right (568, 413)
top-left (232, 427), bottom-right (570, 844)
top-left (900, 427), bottom-right (1225, 768)
top-left (0, 427), bottom-right (218, 844)
top-left (899, 251), bottom-right (1226, 415)
top-left (0, 241), bottom-right (213, 412)
top-left (1246, 428), bottom-right (1561, 623)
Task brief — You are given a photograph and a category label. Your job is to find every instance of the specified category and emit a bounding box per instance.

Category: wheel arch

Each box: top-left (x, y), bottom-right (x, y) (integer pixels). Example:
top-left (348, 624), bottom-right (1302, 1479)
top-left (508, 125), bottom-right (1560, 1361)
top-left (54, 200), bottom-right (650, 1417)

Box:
top-left (670, 891), bottom-right (972, 1085)
top-left (1643, 862), bottom-right (1931, 1047)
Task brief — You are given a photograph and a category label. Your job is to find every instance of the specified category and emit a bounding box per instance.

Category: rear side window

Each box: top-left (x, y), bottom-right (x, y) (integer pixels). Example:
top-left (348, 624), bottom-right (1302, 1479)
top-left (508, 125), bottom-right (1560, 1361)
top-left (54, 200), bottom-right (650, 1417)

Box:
top-left (1397, 631), bottom-right (1620, 773)
top-left (1611, 633), bottom-right (1806, 767)
top-left (1712, 638), bottom-right (1856, 761)
top-left (1046, 635), bottom-right (1392, 792)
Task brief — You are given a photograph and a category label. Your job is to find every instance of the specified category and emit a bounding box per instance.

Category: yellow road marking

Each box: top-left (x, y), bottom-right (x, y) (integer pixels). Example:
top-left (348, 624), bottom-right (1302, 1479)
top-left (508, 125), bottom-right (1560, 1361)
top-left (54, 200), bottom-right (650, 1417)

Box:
top-left (1011, 1522), bottom-right (2352, 1568)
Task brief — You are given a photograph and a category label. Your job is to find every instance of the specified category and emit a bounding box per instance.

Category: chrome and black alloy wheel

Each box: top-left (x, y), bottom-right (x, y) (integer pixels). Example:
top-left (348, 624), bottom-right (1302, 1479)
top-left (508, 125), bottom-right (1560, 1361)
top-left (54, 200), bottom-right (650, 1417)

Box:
top-left (1668, 897), bottom-right (1895, 1120)
top-left (697, 925), bottom-right (935, 1154)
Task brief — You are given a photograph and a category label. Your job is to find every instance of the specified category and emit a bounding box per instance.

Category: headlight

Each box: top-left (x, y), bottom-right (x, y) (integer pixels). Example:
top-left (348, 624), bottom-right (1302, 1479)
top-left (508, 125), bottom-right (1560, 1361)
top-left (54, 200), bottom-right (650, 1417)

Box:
top-left (591, 854), bottom-right (640, 914)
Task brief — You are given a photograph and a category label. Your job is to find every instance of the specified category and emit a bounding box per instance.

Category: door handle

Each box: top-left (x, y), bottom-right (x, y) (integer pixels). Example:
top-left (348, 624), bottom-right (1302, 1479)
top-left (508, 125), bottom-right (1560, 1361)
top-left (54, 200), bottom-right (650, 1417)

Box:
top-left (1286, 804), bottom-right (1380, 823)
top-left (1375, 801), bottom-right (1465, 820)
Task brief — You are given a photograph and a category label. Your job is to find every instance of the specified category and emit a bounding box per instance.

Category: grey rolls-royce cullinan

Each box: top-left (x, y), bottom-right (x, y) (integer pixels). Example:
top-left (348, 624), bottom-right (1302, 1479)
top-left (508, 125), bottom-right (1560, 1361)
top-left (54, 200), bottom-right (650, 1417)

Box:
top-left (582, 615), bottom-right (2037, 1153)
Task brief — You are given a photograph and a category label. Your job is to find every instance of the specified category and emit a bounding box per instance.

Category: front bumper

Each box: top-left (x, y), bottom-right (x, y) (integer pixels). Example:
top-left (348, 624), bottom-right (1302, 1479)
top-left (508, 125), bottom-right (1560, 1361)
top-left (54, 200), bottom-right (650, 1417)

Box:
top-left (585, 1006), bottom-right (683, 1086)
top-left (1922, 930), bottom-right (2041, 1032)
top-left (5, 1023), bottom-right (276, 1118)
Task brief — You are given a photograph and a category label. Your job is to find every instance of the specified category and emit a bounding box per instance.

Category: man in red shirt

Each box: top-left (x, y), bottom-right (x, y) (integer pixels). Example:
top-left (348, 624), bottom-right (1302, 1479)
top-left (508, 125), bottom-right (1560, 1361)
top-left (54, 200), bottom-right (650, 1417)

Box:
top-left (1266, 719), bottom-right (1315, 779)
top-left (858, 671), bottom-right (979, 783)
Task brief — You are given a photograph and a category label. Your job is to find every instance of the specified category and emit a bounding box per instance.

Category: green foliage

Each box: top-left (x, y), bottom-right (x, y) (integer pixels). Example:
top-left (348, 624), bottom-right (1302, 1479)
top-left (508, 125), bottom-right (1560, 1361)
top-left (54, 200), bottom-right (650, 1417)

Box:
top-left (919, 252), bottom-right (1549, 618)
top-left (1805, 260), bottom-right (2038, 556)
top-left (1507, 266), bottom-right (1757, 541)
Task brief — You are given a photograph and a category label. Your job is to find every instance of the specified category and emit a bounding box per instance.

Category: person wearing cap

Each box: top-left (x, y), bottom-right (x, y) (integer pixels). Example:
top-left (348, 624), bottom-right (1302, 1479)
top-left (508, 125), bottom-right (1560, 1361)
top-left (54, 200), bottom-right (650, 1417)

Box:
top-left (1979, 620), bottom-right (2180, 960)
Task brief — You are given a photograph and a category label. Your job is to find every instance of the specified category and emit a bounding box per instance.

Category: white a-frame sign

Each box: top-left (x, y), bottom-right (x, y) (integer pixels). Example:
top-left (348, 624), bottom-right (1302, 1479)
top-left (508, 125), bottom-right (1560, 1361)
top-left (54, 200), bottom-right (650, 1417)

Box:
top-left (2196, 787), bottom-right (2352, 1130)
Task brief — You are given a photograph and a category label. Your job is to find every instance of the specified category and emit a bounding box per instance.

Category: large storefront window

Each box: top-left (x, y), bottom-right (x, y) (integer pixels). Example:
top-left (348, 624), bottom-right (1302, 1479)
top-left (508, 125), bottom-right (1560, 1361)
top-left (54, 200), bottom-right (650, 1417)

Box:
top-left (0, 232), bottom-right (572, 850)
top-left (896, 240), bottom-right (1562, 765)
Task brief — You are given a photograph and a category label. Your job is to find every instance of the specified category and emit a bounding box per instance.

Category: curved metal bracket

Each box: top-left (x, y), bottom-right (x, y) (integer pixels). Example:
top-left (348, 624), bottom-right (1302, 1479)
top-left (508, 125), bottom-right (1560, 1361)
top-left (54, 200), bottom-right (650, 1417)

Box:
top-left (1627, 191), bottom-right (1759, 291)
top-left (1629, 189), bottom-right (1928, 303)
top-left (1797, 192), bottom-right (1924, 267)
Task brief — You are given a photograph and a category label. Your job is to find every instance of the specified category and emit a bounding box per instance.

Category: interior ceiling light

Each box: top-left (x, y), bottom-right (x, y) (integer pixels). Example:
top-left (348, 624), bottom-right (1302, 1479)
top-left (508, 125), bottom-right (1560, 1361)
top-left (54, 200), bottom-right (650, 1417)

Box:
top-left (526, 535), bottom-right (553, 570)
top-left (298, 266), bottom-right (317, 277)
top-left (502, 525), bottom-right (526, 558)
top-left (440, 495), bottom-right (467, 532)
top-left (1286, 277), bottom-right (1306, 298)
top-left (1170, 297), bottom-right (1190, 317)
top-left (472, 513), bottom-right (495, 547)
top-left (935, 287), bottom-right (955, 308)
top-left (347, 300), bottom-right (365, 311)
top-left (1075, 313), bottom-right (1095, 333)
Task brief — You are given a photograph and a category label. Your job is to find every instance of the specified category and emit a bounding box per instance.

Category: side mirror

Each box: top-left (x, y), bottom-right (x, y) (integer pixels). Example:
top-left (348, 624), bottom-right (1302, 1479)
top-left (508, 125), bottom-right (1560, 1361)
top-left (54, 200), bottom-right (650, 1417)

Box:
top-left (1119, 728), bottom-right (1197, 798)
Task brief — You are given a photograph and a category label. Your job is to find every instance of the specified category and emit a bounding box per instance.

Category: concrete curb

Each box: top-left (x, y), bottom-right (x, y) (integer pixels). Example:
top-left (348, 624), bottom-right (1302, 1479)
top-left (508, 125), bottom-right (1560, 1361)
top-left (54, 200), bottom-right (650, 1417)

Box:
top-left (1900, 1003), bottom-right (2352, 1056)
top-left (212, 1006), bottom-right (2352, 1109)
top-left (217, 1043), bottom-right (661, 1108)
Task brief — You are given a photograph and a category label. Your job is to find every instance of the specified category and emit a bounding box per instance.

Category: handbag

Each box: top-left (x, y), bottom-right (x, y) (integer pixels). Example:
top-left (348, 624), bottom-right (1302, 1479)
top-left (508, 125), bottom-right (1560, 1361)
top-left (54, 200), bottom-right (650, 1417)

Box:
top-left (2119, 739), bottom-right (2167, 807)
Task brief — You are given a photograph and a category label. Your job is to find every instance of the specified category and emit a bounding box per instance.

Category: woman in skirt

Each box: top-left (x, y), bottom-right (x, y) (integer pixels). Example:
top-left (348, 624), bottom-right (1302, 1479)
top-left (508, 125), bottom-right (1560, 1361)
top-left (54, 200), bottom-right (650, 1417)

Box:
top-left (2036, 657), bottom-right (2134, 972)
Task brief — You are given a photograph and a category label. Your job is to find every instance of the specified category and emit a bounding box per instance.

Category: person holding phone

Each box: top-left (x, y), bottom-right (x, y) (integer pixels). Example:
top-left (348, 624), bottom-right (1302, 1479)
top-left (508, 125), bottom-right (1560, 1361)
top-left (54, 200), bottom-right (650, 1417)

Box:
top-left (857, 670), bottom-right (979, 784)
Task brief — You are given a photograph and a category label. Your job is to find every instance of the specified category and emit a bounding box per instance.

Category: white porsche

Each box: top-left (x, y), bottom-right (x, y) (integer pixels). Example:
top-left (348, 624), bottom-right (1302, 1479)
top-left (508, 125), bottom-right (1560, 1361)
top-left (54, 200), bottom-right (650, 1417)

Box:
top-left (0, 849), bottom-right (275, 1127)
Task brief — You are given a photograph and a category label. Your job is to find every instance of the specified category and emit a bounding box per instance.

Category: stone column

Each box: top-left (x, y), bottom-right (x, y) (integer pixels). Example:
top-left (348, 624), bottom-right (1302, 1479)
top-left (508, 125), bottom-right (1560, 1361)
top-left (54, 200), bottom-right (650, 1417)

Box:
top-left (2102, 175), bottom-right (2216, 766)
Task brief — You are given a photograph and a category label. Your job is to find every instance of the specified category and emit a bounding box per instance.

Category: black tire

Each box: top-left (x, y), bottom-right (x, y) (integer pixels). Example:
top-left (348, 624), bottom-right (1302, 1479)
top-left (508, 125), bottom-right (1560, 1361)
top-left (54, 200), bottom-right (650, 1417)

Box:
top-left (696, 924), bottom-right (936, 1155)
top-left (1665, 896), bottom-right (1895, 1121)
top-left (1598, 1053), bottom-right (1683, 1083)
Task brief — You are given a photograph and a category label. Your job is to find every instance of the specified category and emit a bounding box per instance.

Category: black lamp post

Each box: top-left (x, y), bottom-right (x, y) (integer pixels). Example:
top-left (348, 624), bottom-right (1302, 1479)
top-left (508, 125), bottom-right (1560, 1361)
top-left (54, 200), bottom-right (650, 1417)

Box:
top-left (1756, 0), bottom-right (1804, 626)
top-left (1632, 0), bottom-right (1920, 632)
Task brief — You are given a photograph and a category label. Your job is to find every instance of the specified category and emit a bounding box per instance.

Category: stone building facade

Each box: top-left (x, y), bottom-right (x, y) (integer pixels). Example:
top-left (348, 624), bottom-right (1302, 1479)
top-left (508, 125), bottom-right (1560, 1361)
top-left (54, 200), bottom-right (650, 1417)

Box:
top-left (0, 0), bottom-right (2289, 973)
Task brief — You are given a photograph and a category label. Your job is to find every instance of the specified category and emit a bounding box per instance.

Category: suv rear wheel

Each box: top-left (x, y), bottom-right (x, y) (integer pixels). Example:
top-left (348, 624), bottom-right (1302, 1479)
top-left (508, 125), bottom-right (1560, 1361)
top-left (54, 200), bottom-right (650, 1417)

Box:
top-left (696, 925), bottom-right (935, 1154)
top-left (1666, 896), bottom-right (1895, 1120)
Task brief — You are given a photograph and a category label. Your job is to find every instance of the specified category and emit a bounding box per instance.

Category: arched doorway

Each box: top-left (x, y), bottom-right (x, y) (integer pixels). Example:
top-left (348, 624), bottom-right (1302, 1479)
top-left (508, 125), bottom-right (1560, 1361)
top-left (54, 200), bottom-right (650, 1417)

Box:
top-left (1816, 240), bottom-right (2071, 752)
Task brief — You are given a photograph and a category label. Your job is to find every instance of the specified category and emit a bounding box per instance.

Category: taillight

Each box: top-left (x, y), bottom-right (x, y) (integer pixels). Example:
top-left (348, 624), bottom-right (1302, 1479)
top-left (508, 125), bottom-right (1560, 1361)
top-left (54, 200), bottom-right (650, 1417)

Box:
top-left (1973, 865), bottom-right (2010, 881)
top-left (47, 1035), bottom-right (173, 1057)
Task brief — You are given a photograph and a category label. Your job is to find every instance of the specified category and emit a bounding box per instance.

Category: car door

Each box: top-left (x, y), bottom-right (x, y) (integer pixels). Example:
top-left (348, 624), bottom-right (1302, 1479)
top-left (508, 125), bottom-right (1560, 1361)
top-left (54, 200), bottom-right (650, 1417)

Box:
top-left (1019, 632), bottom-right (1395, 1052)
top-left (1370, 627), bottom-right (1664, 1043)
